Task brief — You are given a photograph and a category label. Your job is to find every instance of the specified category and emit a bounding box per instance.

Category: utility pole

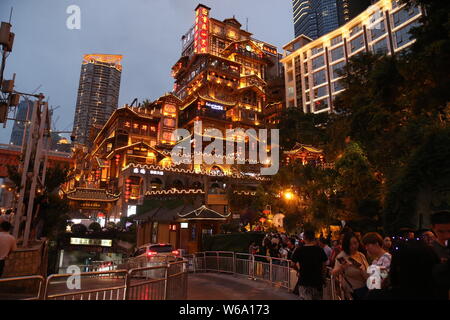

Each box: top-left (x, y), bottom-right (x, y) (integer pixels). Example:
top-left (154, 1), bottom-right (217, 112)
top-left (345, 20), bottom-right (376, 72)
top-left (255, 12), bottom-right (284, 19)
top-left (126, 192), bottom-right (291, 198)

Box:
top-left (22, 101), bottom-right (50, 247)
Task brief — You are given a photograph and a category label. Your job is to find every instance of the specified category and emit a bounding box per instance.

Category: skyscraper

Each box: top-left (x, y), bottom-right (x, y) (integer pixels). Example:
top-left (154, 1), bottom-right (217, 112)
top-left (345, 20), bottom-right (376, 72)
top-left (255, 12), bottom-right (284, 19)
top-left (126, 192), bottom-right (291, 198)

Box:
top-left (293, 0), bottom-right (371, 39)
top-left (293, 0), bottom-right (319, 39)
top-left (72, 54), bottom-right (122, 147)
top-left (9, 99), bottom-right (32, 146)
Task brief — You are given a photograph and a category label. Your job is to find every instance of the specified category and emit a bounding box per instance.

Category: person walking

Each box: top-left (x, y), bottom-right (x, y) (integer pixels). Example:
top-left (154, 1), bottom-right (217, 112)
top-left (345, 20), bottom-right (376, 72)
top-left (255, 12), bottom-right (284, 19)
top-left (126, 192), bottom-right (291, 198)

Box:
top-left (291, 230), bottom-right (328, 300)
top-left (0, 221), bottom-right (17, 278)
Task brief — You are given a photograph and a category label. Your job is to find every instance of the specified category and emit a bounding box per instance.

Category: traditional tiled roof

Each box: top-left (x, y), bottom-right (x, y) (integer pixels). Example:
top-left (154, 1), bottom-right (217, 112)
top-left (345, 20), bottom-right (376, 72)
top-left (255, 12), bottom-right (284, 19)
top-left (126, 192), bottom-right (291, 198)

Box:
top-left (178, 205), bottom-right (230, 221)
top-left (135, 205), bottom-right (230, 222)
top-left (284, 143), bottom-right (323, 155)
top-left (66, 188), bottom-right (120, 202)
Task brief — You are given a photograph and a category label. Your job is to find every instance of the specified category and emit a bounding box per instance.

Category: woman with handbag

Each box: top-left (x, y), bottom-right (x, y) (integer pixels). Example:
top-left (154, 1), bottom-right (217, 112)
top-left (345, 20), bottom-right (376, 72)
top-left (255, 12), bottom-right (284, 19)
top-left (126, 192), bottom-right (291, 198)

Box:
top-left (331, 232), bottom-right (369, 300)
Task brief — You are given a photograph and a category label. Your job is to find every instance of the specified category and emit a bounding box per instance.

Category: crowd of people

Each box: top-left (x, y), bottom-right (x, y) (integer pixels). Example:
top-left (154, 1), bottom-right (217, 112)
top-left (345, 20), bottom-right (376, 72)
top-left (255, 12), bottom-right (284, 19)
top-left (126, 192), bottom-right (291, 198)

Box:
top-left (249, 211), bottom-right (450, 300)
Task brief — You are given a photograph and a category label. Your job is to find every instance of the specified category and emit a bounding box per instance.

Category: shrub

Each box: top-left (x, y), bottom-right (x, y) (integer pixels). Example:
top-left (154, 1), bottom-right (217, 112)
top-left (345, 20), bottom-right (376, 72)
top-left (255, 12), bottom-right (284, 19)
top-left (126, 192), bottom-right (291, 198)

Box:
top-left (88, 222), bottom-right (102, 232)
top-left (71, 223), bottom-right (87, 235)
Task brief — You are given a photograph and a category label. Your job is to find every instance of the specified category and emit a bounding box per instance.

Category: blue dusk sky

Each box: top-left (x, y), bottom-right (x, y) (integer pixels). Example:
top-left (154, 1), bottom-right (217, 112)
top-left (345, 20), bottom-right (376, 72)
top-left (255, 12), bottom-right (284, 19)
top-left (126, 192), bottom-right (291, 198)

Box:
top-left (0, 0), bottom-right (293, 142)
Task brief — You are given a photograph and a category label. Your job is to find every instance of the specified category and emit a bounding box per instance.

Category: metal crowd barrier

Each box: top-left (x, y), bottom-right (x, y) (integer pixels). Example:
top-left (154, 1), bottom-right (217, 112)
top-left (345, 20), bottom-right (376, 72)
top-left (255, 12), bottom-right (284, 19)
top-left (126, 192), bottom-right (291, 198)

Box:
top-left (189, 251), bottom-right (293, 292)
top-left (0, 275), bottom-right (46, 300)
top-left (0, 258), bottom-right (188, 301)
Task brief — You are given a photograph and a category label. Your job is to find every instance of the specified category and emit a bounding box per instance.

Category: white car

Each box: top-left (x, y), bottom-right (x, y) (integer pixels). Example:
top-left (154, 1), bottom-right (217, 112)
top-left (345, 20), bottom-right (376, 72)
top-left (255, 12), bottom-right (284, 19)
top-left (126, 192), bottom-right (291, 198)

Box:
top-left (133, 243), bottom-right (180, 260)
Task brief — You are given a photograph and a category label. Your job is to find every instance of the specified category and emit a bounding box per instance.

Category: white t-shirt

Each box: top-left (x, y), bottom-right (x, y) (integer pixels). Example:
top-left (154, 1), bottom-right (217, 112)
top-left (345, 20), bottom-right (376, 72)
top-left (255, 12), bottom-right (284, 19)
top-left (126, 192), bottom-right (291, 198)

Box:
top-left (0, 232), bottom-right (17, 260)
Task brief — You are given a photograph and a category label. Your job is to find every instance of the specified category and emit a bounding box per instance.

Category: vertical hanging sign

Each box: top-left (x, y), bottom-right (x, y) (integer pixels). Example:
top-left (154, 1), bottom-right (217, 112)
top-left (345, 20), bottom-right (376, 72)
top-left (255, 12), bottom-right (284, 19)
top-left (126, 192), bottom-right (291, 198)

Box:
top-left (194, 5), bottom-right (210, 54)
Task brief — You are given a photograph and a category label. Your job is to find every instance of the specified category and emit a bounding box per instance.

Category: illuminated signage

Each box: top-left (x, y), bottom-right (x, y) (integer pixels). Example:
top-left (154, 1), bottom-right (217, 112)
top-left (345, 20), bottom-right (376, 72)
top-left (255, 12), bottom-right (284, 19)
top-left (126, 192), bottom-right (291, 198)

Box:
top-left (181, 223), bottom-right (189, 229)
top-left (194, 6), bottom-right (210, 54)
top-left (127, 205), bottom-right (136, 217)
top-left (79, 202), bottom-right (102, 209)
top-left (205, 102), bottom-right (224, 111)
top-left (70, 238), bottom-right (112, 247)
top-left (262, 45), bottom-right (277, 56)
top-left (133, 168), bottom-right (164, 176)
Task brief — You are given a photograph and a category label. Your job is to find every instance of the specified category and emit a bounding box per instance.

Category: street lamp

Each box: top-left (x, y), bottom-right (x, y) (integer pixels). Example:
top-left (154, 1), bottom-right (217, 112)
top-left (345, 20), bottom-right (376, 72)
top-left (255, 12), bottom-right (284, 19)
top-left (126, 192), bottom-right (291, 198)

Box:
top-left (283, 190), bottom-right (295, 201)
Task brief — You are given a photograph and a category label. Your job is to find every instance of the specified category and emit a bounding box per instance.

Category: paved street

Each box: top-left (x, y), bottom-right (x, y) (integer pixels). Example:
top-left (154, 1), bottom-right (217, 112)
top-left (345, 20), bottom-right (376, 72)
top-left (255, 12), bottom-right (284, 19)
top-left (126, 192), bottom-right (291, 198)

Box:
top-left (187, 273), bottom-right (298, 300)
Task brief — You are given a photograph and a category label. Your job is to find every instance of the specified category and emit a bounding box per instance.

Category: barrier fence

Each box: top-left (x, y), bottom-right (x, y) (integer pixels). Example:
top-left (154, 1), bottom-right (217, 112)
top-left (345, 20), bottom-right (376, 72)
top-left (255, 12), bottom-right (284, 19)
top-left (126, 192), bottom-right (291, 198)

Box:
top-left (187, 251), bottom-right (341, 300)
top-left (0, 258), bottom-right (188, 301)
top-left (1, 252), bottom-right (343, 300)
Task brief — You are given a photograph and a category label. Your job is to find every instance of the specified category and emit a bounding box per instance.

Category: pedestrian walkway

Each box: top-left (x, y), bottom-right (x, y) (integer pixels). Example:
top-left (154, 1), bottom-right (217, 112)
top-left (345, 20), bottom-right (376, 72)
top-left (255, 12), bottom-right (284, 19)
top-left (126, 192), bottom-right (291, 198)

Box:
top-left (187, 273), bottom-right (298, 300)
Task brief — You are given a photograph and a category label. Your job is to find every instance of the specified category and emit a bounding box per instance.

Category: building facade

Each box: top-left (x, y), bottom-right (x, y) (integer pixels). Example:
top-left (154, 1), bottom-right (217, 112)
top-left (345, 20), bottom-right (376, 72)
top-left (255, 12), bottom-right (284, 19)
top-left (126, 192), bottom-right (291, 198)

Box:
top-left (72, 54), bottom-right (123, 147)
top-left (283, 0), bottom-right (422, 113)
top-left (293, 0), bottom-right (371, 39)
top-left (173, 4), bottom-right (281, 134)
top-left (65, 4), bottom-right (283, 253)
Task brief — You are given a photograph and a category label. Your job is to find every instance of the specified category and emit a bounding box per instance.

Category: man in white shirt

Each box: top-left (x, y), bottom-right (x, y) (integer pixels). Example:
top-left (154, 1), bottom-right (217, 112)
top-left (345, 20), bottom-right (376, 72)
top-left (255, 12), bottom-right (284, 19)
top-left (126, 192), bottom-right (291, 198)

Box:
top-left (0, 221), bottom-right (17, 277)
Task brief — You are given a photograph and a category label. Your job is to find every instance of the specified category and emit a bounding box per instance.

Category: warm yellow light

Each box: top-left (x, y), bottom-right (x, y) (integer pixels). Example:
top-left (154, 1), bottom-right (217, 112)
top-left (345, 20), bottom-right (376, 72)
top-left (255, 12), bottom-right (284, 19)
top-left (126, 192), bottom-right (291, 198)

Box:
top-left (283, 190), bottom-right (294, 201)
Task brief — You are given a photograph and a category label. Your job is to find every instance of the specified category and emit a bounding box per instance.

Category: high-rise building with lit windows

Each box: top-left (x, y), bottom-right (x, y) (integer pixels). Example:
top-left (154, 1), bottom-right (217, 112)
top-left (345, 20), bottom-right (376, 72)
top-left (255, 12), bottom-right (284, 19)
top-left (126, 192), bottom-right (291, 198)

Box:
top-left (293, 0), bottom-right (371, 39)
top-left (72, 54), bottom-right (122, 147)
top-left (283, 0), bottom-right (422, 113)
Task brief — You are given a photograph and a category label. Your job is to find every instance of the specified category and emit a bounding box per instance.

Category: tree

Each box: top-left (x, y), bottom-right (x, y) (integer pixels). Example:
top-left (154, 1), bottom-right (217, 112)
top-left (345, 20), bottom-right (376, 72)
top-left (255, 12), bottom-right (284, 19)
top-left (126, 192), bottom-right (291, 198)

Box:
top-left (279, 108), bottom-right (329, 150)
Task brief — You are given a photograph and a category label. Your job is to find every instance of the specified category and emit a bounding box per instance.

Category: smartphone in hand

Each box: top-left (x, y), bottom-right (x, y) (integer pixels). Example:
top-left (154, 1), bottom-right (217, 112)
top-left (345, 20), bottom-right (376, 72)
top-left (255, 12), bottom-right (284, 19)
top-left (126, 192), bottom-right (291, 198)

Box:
top-left (348, 257), bottom-right (362, 268)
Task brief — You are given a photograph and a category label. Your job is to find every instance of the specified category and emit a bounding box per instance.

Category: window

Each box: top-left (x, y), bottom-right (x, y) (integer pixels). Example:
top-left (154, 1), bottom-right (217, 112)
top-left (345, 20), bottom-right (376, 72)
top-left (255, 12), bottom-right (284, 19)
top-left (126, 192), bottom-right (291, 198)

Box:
top-left (369, 20), bottom-right (386, 41)
top-left (312, 55), bottom-right (325, 70)
top-left (303, 62), bottom-right (308, 73)
top-left (331, 61), bottom-right (346, 80)
top-left (330, 46), bottom-right (344, 61)
top-left (149, 244), bottom-right (173, 253)
top-left (313, 85), bottom-right (328, 99)
top-left (311, 45), bottom-right (323, 56)
top-left (372, 38), bottom-right (389, 54)
top-left (392, 6), bottom-right (420, 27)
top-left (287, 87), bottom-right (295, 97)
top-left (313, 70), bottom-right (326, 86)
top-left (369, 10), bottom-right (383, 24)
top-left (331, 35), bottom-right (343, 46)
top-left (395, 21), bottom-right (420, 48)
top-left (314, 98), bottom-right (329, 112)
top-left (304, 76), bottom-right (309, 90)
top-left (332, 80), bottom-right (345, 92)
top-left (391, 0), bottom-right (401, 9)
top-left (164, 118), bottom-right (175, 127)
top-left (350, 34), bottom-right (364, 53)
top-left (287, 71), bottom-right (294, 82)
top-left (350, 24), bottom-right (362, 36)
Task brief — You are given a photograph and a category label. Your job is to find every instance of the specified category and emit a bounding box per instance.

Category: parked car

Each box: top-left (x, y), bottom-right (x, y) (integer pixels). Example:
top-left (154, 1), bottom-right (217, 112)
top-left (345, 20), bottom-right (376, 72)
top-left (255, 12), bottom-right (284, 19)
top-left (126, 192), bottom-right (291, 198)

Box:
top-left (125, 244), bottom-right (180, 279)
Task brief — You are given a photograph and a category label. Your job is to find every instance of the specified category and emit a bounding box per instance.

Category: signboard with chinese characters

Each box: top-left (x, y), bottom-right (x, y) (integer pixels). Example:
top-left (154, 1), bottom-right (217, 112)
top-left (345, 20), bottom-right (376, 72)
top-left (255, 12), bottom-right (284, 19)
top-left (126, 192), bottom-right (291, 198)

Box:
top-left (70, 238), bottom-right (113, 247)
top-left (194, 6), bottom-right (210, 54)
top-left (205, 101), bottom-right (224, 111)
top-left (262, 45), bottom-right (277, 56)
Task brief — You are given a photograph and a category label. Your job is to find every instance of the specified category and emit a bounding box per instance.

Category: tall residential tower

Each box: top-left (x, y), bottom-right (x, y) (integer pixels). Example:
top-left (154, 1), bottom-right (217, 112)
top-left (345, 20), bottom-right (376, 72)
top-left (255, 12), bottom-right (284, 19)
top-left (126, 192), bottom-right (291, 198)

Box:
top-left (72, 54), bottom-right (123, 147)
top-left (293, 0), bottom-right (371, 39)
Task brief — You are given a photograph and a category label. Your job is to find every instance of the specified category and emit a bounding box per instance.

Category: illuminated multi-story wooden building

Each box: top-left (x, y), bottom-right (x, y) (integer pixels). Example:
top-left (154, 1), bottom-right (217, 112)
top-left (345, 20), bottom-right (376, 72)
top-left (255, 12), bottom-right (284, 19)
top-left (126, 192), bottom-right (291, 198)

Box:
top-left (66, 4), bottom-right (282, 253)
top-left (172, 4), bottom-right (282, 133)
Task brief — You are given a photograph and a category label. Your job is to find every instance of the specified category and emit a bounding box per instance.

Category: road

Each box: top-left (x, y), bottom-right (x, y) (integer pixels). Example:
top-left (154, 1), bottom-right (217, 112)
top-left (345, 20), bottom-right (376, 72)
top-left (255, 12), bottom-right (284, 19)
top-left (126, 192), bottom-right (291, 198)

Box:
top-left (187, 273), bottom-right (298, 300)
